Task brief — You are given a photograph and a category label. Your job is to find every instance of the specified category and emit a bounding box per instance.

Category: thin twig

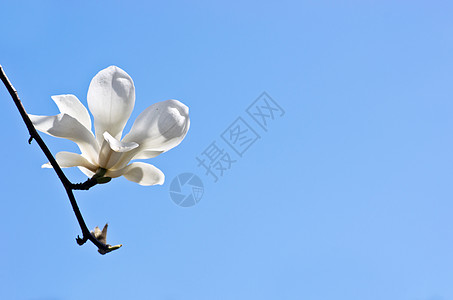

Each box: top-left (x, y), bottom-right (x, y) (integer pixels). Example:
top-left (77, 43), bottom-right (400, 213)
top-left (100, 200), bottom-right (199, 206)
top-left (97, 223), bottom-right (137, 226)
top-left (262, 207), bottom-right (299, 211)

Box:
top-left (70, 177), bottom-right (100, 190)
top-left (0, 65), bottom-right (120, 254)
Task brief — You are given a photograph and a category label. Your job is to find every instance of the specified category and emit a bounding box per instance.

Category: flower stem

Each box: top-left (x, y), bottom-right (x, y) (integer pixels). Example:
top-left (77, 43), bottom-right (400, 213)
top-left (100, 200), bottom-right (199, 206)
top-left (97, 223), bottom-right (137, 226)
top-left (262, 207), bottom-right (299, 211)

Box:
top-left (71, 168), bottom-right (111, 190)
top-left (0, 65), bottom-right (120, 255)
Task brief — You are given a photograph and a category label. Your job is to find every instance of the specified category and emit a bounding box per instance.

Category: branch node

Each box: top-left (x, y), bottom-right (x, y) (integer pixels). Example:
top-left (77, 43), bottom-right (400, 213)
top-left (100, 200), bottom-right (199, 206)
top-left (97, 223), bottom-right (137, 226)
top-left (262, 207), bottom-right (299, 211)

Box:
top-left (76, 235), bottom-right (88, 245)
top-left (28, 136), bottom-right (33, 144)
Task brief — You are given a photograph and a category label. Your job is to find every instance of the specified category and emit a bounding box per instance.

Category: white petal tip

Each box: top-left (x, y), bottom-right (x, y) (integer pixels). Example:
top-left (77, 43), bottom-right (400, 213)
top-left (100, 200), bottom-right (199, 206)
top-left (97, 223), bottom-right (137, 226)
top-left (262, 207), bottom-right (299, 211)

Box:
top-left (103, 131), bottom-right (139, 152)
top-left (108, 162), bottom-right (165, 186)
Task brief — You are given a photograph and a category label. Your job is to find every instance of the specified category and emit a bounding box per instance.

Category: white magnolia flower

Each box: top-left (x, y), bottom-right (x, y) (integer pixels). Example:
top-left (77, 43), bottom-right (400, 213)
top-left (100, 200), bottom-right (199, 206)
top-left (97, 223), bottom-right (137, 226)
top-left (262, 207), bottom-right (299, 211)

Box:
top-left (29, 66), bottom-right (190, 186)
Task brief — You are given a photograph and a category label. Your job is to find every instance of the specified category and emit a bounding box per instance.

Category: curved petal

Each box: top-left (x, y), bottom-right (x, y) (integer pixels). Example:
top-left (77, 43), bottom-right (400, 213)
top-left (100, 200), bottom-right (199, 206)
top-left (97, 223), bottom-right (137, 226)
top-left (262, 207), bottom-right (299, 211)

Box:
top-left (122, 99), bottom-right (190, 153)
top-left (87, 66), bottom-right (135, 144)
top-left (98, 131), bottom-right (138, 169)
top-left (131, 150), bottom-right (163, 160)
top-left (51, 95), bottom-right (91, 131)
top-left (42, 151), bottom-right (98, 172)
top-left (78, 166), bottom-right (96, 178)
top-left (29, 113), bottom-right (99, 164)
top-left (108, 147), bottom-right (165, 171)
top-left (103, 131), bottom-right (138, 152)
top-left (106, 162), bottom-right (165, 186)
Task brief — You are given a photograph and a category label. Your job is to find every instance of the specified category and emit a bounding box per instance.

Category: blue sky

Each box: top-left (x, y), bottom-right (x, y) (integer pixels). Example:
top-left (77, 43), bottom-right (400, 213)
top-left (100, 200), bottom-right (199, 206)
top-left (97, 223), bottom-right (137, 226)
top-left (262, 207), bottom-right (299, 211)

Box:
top-left (1, 1), bottom-right (453, 299)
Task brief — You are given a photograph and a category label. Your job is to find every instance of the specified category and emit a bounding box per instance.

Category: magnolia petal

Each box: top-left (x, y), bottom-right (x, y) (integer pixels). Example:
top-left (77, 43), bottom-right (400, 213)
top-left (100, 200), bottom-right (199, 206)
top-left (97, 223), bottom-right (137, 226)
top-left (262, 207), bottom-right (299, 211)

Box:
top-left (87, 66), bottom-right (135, 144)
top-left (122, 99), bottom-right (190, 153)
top-left (106, 162), bottom-right (165, 186)
top-left (131, 150), bottom-right (164, 160)
top-left (42, 151), bottom-right (98, 172)
top-left (29, 113), bottom-right (99, 164)
top-left (51, 95), bottom-right (91, 131)
top-left (42, 159), bottom-right (96, 177)
top-left (109, 100), bottom-right (189, 171)
top-left (103, 131), bottom-right (138, 152)
top-left (111, 149), bottom-right (163, 169)
top-left (98, 131), bottom-right (139, 169)
top-left (78, 166), bottom-right (96, 178)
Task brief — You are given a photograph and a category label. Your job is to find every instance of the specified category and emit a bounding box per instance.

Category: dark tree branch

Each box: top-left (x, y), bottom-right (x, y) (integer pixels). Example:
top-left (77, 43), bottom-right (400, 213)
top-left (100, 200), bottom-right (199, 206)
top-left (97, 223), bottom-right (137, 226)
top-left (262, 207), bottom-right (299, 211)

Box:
top-left (0, 65), bottom-right (121, 255)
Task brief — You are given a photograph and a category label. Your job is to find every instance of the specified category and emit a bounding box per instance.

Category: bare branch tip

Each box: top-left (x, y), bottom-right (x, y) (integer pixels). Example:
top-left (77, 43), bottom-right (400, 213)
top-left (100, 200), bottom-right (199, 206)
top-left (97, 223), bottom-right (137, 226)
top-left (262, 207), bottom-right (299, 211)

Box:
top-left (76, 235), bottom-right (88, 246)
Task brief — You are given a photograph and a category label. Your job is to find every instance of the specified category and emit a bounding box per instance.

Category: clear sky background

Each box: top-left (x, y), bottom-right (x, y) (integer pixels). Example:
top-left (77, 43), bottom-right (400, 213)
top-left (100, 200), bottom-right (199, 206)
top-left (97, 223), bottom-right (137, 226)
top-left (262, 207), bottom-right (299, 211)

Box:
top-left (1, 1), bottom-right (453, 299)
